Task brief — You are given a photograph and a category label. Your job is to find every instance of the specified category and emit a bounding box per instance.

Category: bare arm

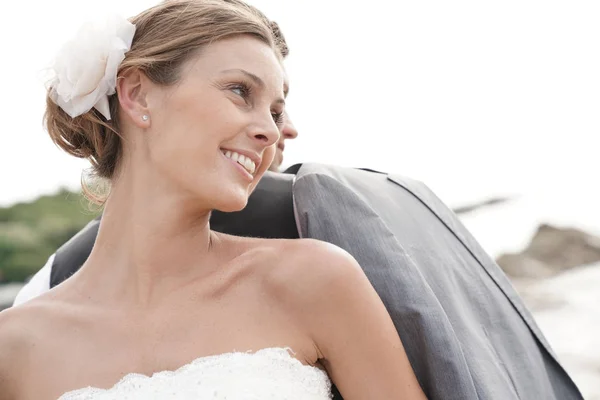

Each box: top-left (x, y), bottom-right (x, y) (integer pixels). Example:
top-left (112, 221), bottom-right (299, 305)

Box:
top-left (0, 309), bottom-right (25, 400)
top-left (289, 241), bottom-right (427, 399)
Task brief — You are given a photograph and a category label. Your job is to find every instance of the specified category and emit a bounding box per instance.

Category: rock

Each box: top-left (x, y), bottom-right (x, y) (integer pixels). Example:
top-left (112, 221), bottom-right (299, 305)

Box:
top-left (525, 224), bottom-right (600, 271)
top-left (496, 224), bottom-right (600, 278)
top-left (496, 254), bottom-right (555, 279)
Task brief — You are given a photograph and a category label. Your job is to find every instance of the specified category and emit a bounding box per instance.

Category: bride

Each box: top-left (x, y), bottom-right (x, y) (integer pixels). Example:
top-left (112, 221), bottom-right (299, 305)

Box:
top-left (0, 1), bottom-right (426, 399)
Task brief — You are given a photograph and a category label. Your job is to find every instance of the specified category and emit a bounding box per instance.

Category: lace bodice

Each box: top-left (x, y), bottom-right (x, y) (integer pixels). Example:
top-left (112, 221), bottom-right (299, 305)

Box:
top-left (58, 347), bottom-right (332, 399)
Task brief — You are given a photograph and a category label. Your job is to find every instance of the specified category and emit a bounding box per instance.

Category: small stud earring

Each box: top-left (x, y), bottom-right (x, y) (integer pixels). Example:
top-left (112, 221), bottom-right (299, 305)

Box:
top-left (142, 115), bottom-right (149, 121)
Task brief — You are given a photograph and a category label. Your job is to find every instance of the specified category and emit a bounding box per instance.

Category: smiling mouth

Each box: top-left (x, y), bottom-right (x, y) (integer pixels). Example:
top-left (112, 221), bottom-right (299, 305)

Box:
top-left (221, 150), bottom-right (256, 175)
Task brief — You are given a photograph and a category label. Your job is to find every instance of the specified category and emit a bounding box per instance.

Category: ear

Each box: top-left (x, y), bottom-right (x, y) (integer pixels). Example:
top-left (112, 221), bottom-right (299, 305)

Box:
top-left (116, 69), bottom-right (151, 128)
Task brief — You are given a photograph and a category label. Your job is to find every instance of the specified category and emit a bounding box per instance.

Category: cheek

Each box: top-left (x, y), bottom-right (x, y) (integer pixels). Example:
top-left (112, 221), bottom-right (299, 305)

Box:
top-left (153, 92), bottom-right (230, 162)
top-left (148, 119), bottom-right (220, 182)
top-left (248, 144), bottom-right (276, 189)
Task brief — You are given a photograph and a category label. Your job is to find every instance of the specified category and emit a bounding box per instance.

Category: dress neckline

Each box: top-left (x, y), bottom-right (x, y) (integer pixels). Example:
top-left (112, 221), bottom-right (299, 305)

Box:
top-left (59, 347), bottom-right (327, 398)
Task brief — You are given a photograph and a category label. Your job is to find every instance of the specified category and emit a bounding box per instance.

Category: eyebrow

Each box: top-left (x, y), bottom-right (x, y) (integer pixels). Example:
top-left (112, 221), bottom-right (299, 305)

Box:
top-left (221, 68), bottom-right (286, 106)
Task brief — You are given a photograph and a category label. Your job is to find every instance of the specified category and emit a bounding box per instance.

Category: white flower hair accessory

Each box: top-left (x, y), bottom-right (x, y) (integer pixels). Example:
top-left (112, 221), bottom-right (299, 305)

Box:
top-left (48, 15), bottom-right (136, 120)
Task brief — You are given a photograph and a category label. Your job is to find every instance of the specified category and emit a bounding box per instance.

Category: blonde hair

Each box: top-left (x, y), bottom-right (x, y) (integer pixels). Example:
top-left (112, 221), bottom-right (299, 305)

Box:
top-left (44, 0), bottom-right (286, 203)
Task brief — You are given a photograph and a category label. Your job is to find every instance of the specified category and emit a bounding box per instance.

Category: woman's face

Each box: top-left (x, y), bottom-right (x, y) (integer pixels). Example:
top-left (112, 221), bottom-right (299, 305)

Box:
top-left (143, 35), bottom-right (285, 212)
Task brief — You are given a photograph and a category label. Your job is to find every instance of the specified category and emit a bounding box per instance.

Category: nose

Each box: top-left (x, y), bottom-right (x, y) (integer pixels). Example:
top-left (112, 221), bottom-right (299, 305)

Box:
top-left (281, 111), bottom-right (298, 140)
top-left (248, 111), bottom-right (280, 147)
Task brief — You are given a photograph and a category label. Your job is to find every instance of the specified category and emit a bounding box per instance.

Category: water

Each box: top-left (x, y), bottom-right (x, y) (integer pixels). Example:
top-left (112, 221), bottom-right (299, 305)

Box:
top-left (516, 263), bottom-right (600, 399)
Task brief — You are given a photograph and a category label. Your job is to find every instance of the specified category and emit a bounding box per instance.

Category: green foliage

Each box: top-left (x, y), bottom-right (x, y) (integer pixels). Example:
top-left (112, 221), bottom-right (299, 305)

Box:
top-left (0, 188), bottom-right (100, 282)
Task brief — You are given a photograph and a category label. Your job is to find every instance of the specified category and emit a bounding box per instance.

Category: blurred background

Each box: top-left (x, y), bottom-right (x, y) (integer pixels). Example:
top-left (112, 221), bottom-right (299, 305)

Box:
top-left (1, 0), bottom-right (599, 397)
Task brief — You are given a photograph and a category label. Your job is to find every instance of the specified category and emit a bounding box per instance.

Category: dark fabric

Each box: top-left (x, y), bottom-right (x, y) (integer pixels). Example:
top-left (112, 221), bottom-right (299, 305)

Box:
top-left (210, 171), bottom-right (298, 239)
top-left (50, 217), bottom-right (100, 288)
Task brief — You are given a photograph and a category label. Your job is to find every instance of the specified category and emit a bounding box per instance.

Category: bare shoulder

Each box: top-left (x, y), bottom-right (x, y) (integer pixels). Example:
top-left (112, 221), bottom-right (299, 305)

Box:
top-left (285, 238), bottom-right (363, 282)
top-left (260, 239), bottom-right (426, 399)
top-left (0, 293), bottom-right (81, 399)
top-left (0, 299), bottom-right (58, 347)
top-left (0, 303), bottom-right (49, 398)
top-left (259, 238), bottom-right (367, 309)
top-left (232, 236), bottom-right (374, 331)
top-left (0, 308), bottom-right (20, 397)
top-left (0, 305), bottom-right (35, 356)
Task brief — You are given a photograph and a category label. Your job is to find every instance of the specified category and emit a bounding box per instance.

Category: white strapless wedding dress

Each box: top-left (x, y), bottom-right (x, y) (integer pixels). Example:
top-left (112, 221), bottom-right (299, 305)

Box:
top-left (58, 347), bottom-right (332, 399)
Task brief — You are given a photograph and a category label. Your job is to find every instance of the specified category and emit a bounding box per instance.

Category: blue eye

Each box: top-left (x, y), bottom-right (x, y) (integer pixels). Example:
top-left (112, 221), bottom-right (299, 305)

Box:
top-left (230, 83), bottom-right (251, 99)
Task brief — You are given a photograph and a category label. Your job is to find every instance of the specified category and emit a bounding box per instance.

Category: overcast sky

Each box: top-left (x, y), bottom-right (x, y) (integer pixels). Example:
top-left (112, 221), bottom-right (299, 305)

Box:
top-left (1, 0), bottom-right (599, 253)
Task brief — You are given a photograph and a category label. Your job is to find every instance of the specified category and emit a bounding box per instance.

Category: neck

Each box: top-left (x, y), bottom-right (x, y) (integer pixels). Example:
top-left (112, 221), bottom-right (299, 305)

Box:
top-left (81, 168), bottom-right (219, 306)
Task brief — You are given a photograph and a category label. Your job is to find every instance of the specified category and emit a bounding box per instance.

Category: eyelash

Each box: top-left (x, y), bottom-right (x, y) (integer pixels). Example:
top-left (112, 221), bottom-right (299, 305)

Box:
top-left (272, 112), bottom-right (284, 127)
top-left (229, 81), bottom-right (252, 99)
top-left (228, 81), bottom-right (284, 126)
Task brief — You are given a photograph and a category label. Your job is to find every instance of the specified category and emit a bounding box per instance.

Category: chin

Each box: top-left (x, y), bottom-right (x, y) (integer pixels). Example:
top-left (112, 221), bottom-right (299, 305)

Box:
top-left (217, 200), bottom-right (248, 213)
top-left (211, 186), bottom-right (251, 213)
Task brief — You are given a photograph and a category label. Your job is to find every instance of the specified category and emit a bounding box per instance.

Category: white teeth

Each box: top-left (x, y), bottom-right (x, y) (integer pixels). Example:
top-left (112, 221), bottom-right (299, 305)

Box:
top-left (245, 158), bottom-right (256, 174)
top-left (222, 150), bottom-right (257, 175)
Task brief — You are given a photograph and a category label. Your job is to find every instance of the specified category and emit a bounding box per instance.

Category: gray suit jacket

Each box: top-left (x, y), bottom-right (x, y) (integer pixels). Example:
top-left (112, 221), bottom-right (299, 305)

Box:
top-left (292, 163), bottom-right (582, 400)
